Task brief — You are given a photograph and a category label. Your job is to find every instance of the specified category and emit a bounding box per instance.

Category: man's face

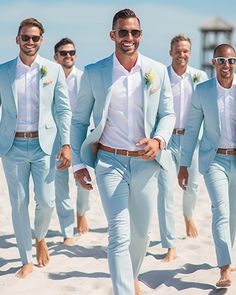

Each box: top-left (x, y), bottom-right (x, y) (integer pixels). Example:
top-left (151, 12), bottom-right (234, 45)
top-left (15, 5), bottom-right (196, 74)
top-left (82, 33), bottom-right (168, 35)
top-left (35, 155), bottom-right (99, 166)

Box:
top-left (16, 26), bottom-right (43, 57)
top-left (110, 17), bottom-right (142, 57)
top-left (212, 47), bottom-right (236, 82)
top-left (54, 44), bottom-right (76, 70)
top-left (170, 40), bottom-right (191, 68)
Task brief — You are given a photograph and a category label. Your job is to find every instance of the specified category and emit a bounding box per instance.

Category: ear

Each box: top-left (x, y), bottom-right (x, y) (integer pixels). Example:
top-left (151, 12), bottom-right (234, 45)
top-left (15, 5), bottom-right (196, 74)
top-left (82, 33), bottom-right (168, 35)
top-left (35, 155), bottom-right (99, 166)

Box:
top-left (110, 31), bottom-right (115, 41)
top-left (169, 49), bottom-right (172, 57)
top-left (212, 58), bottom-right (216, 66)
top-left (54, 54), bottom-right (58, 62)
top-left (16, 35), bottom-right (20, 45)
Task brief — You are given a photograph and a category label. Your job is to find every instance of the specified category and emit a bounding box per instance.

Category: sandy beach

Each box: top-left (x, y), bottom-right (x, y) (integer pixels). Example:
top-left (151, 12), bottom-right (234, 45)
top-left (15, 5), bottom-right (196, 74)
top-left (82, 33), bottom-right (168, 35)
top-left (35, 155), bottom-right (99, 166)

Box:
top-left (0, 160), bottom-right (236, 295)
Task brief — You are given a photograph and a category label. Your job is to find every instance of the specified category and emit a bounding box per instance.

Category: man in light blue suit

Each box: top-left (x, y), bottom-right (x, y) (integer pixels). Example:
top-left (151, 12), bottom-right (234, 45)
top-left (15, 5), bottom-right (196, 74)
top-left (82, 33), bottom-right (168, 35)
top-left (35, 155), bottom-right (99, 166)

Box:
top-left (157, 35), bottom-right (208, 262)
top-left (0, 18), bottom-right (71, 278)
top-left (178, 44), bottom-right (236, 288)
top-left (54, 37), bottom-right (90, 245)
top-left (71, 9), bottom-right (175, 295)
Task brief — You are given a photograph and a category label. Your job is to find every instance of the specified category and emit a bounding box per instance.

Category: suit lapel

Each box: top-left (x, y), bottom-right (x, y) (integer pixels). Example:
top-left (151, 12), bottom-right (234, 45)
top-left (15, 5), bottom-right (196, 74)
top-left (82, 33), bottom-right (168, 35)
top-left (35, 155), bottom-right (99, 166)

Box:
top-left (7, 58), bottom-right (18, 112)
top-left (140, 55), bottom-right (151, 127)
top-left (208, 78), bottom-right (221, 131)
top-left (38, 56), bottom-right (45, 105)
top-left (101, 55), bottom-right (113, 116)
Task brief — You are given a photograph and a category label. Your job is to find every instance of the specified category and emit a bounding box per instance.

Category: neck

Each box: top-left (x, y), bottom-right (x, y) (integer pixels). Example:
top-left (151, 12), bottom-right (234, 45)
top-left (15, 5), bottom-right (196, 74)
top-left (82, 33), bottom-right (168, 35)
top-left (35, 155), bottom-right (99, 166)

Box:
top-left (115, 52), bottom-right (138, 72)
top-left (64, 67), bottom-right (73, 78)
top-left (218, 77), bottom-right (234, 89)
top-left (172, 63), bottom-right (187, 76)
top-left (19, 52), bottom-right (37, 66)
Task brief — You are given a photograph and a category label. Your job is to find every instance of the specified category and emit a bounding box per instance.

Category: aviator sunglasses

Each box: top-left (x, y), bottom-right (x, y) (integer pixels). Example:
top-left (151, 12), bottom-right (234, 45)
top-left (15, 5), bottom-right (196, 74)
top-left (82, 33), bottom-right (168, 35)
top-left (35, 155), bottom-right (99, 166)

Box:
top-left (20, 34), bottom-right (41, 42)
top-left (57, 50), bottom-right (76, 57)
top-left (112, 29), bottom-right (142, 38)
top-left (213, 57), bottom-right (236, 65)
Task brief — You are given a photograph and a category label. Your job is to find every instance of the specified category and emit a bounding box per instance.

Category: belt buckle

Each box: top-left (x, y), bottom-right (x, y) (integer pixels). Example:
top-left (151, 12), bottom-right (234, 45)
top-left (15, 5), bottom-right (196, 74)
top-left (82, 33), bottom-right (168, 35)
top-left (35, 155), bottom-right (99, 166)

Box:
top-left (24, 132), bottom-right (32, 138)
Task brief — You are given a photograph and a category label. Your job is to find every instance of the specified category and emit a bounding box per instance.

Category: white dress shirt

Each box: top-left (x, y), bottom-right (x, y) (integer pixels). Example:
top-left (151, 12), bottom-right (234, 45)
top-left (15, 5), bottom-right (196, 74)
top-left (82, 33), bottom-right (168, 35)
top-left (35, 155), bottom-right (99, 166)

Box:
top-left (99, 54), bottom-right (145, 151)
top-left (217, 80), bottom-right (236, 148)
top-left (169, 66), bottom-right (193, 129)
top-left (16, 56), bottom-right (40, 132)
top-left (66, 66), bottom-right (77, 112)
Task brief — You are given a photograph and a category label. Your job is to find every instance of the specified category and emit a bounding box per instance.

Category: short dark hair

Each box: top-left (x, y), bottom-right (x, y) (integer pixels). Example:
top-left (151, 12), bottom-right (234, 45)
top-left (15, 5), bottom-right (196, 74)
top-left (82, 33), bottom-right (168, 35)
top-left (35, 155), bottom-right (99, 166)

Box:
top-left (213, 43), bottom-right (236, 57)
top-left (112, 8), bottom-right (140, 30)
top-left (17, 18), bottom-right (44, 36)
top-left (54, 37), bottom-right (75, 54)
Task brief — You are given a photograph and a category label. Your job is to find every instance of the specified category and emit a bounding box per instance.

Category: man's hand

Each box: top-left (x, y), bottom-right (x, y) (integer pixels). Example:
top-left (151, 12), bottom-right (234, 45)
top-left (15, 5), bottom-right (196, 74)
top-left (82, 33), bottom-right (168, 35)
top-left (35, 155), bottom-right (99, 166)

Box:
top-left (56, 145), bottom-right (71, 170)
top-left (136, 138), bottom-right (161, 160)
top-left (178, 166), bottom-right (189, 191)
top-left (74, 168), bottom-right (93, 191)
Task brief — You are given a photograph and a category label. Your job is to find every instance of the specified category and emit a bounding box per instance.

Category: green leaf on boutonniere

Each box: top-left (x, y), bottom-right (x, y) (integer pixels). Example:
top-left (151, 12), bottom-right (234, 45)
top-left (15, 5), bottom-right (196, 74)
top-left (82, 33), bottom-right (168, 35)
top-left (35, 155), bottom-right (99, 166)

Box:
top-left (40, 66), bottom-right (48, 79)
top-left (192, 73), bottom-right (201, 84)
top-left (144, 69), bottom-right (157, 86)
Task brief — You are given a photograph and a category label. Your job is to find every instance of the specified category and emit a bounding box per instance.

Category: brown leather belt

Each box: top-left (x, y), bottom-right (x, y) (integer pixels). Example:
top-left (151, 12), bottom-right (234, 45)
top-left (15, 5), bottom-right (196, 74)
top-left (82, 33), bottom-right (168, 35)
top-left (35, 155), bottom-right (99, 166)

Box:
top-left (98, 143), bottom-right (140, 157)
top-left (15, 131), bottom-right (39, 138)
top-left (217, 148), bottom-right (236, 155)
top-left (173, 128), bottom-right (185, 135)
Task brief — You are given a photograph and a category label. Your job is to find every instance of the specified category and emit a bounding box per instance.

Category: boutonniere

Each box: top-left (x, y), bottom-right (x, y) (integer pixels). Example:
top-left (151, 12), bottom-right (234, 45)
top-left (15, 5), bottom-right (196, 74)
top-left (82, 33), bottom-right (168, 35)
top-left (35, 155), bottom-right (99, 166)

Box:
top-left (192, 73), bottom-right (201, 84)
top-left (40, 65), bottom-right (48, 79)
top-left (144, 69), bottom-right (159, 94)
top-left (144, 69), bottom-right (157, 86)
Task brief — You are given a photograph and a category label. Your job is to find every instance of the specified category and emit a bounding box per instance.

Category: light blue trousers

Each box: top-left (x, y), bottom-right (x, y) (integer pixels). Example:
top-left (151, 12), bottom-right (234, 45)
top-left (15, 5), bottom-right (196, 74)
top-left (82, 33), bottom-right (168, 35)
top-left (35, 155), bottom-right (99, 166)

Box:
top-left (55, 168), bottom-right (90, 238)
top-left (204, 154), bottom-right (236, 267)
top-left (95, 150), bottom-right (160, 295)
top-left (2, 138), bottom-right (55, 265)
top-left (157, 135), bottom-right (199, 248)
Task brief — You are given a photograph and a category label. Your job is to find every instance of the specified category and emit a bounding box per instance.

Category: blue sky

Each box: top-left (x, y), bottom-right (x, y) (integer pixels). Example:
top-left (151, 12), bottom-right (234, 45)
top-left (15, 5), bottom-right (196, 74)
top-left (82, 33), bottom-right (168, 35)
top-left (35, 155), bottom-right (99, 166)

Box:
top-left (0, 0), bottom-right (235, 69)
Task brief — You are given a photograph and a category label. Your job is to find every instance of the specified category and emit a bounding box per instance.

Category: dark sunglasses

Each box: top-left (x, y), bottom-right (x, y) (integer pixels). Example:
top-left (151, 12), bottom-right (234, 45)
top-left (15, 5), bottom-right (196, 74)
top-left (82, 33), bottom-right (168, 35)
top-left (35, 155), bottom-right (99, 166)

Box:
top-left (57, 50), bottom-right (76, 57)
top-left (20, 34), bottom-right (41, 42)
top-left (213, 57), bottom-right (236, 65)
top-left (112, 29), bottom-right (142, 38)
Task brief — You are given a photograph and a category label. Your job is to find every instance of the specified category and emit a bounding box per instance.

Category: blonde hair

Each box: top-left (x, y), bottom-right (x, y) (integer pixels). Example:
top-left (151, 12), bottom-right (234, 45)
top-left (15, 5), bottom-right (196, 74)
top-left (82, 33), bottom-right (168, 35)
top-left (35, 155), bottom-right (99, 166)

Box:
top-left (170, 34), bottom-right (191, 50)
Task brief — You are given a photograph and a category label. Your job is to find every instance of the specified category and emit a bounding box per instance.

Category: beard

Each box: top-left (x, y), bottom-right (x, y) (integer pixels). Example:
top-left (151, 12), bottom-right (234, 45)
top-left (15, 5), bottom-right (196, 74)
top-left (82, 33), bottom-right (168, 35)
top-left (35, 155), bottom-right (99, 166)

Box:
top-left (20, 44), bottom-right (40, 57)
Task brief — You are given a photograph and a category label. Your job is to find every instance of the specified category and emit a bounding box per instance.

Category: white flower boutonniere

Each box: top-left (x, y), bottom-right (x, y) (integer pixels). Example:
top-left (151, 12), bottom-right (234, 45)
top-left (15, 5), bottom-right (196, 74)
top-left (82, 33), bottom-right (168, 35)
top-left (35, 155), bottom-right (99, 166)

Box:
top-left (192, 73), bottom-right (201, 84)
top-left (144, 69), bottom-right (157, 86)
top-left (40, 65), bottom-right (48, 79)
top-left (144, 69), bottom-right (159, 94)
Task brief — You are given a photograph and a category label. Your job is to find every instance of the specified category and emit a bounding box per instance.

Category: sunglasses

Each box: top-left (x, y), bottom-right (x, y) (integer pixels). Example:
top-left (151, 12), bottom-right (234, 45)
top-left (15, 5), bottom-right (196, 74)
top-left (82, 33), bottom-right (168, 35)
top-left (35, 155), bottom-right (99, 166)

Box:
top-left (20, 34), bottom-right (41, 42)
top-left (57, 50), bottom-right (76, 57)
top-left (213, 57), bottom-right (236, 65)
top-left (112, 29), bottom-right (142, 38)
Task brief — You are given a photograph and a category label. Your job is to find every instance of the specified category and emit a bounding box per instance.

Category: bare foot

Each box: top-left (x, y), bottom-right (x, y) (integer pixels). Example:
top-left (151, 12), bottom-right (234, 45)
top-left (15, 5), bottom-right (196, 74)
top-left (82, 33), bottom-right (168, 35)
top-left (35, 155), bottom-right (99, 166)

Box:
top-left (216, 265), bottom-right (231, 287)
top-left (77, 214), bottom-right (89, 234)
top-left (63, 237), bottom-right (75, 246)
top-left (230, 265), bottom-right (236, 272)
top-left (161, 248), bottom-right (177, 262)
top-left (184, 216), bottom-right (198, 238)
top-left (16, 263), bottom-right (33, 278)
top-left (134, 278), bottom-right (142, 295)
top-left (36, 239), bottom-right (49, 267)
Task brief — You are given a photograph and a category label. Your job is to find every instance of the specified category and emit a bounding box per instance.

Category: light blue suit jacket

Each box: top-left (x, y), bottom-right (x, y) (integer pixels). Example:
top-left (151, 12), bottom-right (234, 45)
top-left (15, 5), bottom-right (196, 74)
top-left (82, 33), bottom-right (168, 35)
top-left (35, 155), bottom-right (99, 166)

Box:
top-left (0, 56), bottom-right (72, 156)
top-left (167, 65), bottom-right (208, 90)
top-left (167, 65), bottom-right (208, 141)
top-left (71, 53), bottom-right (176, 170)
top-left (74, 67), bottom-right (83, 101)
top-left (180, 76), bottom-right (235, 174)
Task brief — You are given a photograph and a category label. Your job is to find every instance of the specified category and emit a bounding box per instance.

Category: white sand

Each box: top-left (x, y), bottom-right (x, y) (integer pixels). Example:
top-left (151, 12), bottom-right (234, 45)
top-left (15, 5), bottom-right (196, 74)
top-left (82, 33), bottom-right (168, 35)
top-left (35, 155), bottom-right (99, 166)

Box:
top-left (0, 161), bottom-right (236, 295)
